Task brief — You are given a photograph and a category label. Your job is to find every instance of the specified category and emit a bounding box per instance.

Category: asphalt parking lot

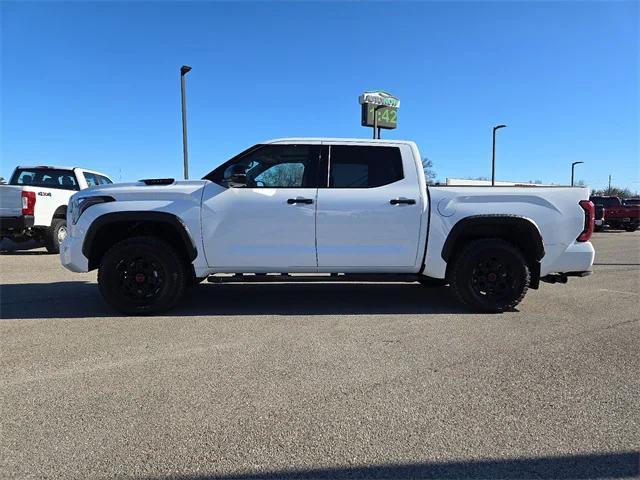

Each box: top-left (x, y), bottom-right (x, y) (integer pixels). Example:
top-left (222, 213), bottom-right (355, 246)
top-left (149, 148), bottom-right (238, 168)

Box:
top-left (1, 232), bottom-right (638, 479)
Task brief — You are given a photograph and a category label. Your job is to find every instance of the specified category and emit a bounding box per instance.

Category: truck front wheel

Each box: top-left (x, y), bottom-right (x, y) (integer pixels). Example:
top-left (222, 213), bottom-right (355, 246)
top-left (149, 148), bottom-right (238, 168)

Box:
top-left (98, 236), bottom-right (187, 315)
top-left (449, 238), bottom-right (530, 313)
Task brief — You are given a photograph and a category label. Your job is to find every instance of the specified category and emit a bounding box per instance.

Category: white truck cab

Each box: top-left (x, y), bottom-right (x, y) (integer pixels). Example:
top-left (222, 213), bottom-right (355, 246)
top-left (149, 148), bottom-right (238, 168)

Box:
top-left (61, 138), bottom-right (595, 314)
top-left (0, 166), bottom-right (113, 253)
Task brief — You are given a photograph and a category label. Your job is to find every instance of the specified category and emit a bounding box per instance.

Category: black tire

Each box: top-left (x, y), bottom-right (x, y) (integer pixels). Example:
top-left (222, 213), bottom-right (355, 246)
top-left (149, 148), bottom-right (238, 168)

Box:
top-left (188, 275), bottom-right (208, 287)
top-left (417, 276), bottom-right (448, 287)
top-left (625, 225), bottom-right (638, 232)
top-left (449, 238), bottom-right (530, 313)
top-left (98, 236), bottom-right (187, 315)
top-left (44, 218), bottom-right (67, 254)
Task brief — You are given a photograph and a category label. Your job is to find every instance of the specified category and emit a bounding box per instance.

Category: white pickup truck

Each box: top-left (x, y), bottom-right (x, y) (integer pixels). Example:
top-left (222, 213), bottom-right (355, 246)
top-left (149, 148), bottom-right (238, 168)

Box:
top-left (61, 138), bottom-right (595, 314)
top-left (0, 166), bottom-right (113, 253)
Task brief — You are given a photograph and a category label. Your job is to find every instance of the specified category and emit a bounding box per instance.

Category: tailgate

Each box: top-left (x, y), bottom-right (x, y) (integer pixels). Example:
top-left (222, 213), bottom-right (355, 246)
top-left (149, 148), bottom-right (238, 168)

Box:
top-left (0, 185), bottom-right (23, 217)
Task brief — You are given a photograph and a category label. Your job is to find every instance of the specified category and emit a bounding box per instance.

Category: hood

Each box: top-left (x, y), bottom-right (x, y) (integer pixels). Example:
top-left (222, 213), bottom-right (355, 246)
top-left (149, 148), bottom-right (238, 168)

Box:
top-left (75, 179), bottom-right (210, 200)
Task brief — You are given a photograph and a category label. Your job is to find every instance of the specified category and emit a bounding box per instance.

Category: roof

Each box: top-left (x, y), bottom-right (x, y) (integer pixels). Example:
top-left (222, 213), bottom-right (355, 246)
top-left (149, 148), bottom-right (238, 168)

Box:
top-left (16, 165), bottom-right (112, 179)
top-left (264, 137), bottom-right (416, 145)
top-left (17, 165), bottom-right (76, 171)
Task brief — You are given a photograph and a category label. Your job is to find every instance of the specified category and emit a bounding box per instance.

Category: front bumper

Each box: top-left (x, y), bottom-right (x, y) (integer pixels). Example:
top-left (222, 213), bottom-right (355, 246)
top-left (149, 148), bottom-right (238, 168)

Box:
top-left (60, 231), bottom-right (89, 272)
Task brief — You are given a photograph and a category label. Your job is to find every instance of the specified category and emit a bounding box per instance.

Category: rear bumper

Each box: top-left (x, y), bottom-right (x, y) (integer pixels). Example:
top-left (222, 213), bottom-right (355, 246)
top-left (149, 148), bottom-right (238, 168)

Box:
top-left (607, 217), bottom-right (639, 225)
top-left (541, 241), bottom-right (595, 277)
top-left (0, 215), bottom-right (34, 236)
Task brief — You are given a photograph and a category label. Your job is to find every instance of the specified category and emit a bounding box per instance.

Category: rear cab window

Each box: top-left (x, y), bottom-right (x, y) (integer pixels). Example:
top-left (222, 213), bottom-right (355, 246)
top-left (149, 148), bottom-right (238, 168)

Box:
top-left (10, 168), bottom-right (79, 191)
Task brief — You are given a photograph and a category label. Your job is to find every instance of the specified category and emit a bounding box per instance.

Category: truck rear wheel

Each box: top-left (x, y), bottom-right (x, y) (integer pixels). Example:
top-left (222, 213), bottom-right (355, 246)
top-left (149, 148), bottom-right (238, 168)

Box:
top-left (449, 238), bottom-right (530, 313)
top-left (98, 236), bottom-right (187, 315)
top-left (45, 218), bottom-right (67, 254)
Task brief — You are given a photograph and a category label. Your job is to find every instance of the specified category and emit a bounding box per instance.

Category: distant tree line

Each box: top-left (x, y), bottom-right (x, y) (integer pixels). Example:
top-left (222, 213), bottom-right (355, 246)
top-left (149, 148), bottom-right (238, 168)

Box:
top-left (419, 159), bottom-right (638, 197)
top-left (591, 186), bottom-right (638, 198)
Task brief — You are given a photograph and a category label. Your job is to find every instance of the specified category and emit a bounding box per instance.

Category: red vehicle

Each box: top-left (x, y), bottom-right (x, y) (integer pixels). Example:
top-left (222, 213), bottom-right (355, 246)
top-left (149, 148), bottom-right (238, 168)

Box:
top-left (590, 196), bottom-right (640, 232)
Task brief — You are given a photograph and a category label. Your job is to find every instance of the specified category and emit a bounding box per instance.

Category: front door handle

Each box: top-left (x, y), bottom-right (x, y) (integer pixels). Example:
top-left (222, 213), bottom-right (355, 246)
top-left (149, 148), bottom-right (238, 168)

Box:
top-left (287, 197), bottom-right (314, 205)
top-left (390, 198), bottom-right (416, 205)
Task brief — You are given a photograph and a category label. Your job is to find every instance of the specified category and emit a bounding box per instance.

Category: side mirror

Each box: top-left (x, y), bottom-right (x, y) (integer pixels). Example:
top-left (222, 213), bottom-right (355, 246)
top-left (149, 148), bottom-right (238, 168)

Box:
top-left (224, 165), bottom-right (248, 187)
top-left (229, 172), bottom-right (247, 187)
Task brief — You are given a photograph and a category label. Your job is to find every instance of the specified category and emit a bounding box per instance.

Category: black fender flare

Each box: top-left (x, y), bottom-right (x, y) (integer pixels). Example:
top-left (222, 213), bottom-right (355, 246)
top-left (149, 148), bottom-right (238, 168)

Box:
top-left (441, 214), bottom-right (545, 263)
top-left (52, 205), bottom-right (67, 221)
top-left (82, 211), bottom-right (197, 262)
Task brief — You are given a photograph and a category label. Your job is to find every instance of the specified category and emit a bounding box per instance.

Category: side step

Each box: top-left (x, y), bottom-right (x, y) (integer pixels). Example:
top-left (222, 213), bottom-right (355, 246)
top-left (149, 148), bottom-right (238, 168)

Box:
top-left (540, 271), bottom-right (592, 284)
top-left (207, 273), bottom-right (420, 284)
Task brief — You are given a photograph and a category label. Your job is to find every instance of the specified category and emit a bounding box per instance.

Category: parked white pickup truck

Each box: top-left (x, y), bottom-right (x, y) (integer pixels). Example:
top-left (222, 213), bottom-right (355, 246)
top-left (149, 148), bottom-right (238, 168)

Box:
top-left (61, 138), bottom-right (595, 314)
top-left (0, 166), bottom-right (113, 253)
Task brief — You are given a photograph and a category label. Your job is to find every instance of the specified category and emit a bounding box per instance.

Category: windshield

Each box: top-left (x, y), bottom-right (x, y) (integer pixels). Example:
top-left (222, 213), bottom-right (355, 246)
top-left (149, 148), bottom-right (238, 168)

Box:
top-left (10, 168), bottom-right (79, 191)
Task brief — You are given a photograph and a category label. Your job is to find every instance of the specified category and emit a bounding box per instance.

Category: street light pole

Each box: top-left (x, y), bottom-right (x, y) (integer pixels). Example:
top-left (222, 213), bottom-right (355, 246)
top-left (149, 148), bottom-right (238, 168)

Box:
top-left (571, 161), bottom-right (584, 186)
top-left (491, 124), bottom-right (507, 186)
top-left (180, 65), bottom-right (192, 180)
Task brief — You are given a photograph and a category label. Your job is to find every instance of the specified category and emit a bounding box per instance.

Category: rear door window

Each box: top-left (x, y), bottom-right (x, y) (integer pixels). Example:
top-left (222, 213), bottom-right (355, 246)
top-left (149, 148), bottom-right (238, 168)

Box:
top-left (328, 145), bottom-right (403, 188)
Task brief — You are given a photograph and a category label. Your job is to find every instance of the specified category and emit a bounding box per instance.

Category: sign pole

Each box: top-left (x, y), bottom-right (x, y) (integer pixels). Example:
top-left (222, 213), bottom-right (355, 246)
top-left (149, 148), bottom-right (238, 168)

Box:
top-left (373, 107), bottom-right (378, 139)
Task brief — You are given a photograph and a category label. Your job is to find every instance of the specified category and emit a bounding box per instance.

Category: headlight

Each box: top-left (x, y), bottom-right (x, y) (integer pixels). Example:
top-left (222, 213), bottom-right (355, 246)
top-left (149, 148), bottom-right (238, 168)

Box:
top-left (70, 196), bottom-right (115, 224)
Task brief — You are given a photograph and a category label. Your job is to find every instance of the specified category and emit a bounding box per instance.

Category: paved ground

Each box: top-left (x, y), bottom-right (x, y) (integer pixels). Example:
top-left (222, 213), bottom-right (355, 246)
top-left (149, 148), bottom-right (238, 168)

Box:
top-left (1, 232), bottom-right (638, 479)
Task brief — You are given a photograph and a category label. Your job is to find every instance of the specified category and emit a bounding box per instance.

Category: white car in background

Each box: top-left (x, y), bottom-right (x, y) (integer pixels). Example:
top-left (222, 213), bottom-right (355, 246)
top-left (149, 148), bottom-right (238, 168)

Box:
top-left (0, 166), bottom-right (113, 253)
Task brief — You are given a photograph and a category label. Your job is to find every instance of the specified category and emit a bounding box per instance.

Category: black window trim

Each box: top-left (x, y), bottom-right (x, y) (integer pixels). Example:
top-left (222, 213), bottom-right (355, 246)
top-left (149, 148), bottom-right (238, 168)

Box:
top-left (322, 144), bottom-right (405, 189)
top-left (203, 143), bottom-right (324, 189)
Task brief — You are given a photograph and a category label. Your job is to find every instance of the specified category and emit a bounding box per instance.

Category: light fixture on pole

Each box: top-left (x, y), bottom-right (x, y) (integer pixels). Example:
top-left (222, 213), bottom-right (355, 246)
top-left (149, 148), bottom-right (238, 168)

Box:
top-left (491, 124), bottom-right (507, 186)
top-left (571, 161), bottom-right (584, 186)
top-left (180, 65), bottom-right (192, 180)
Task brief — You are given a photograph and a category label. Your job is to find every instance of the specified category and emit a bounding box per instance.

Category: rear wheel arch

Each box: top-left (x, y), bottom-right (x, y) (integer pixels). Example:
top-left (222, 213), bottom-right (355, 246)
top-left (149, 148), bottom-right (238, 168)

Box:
top-left (442, 215), bottom-right (544, 288)
top-left (83, 211), bottom-right (198, 271)
top-left (52, 205), bottom-right (67, 220)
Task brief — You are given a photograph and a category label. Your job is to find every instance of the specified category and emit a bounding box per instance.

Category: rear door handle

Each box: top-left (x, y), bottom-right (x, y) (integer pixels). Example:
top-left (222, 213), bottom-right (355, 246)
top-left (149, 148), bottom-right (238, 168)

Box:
top-left (287, 197), bottom-right (314, 205)
top-left (390, 198), bottom-right (416, 205)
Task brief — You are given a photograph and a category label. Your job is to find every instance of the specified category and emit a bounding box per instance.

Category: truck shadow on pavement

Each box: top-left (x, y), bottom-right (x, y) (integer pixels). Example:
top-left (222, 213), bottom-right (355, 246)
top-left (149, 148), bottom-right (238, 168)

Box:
top-left (0, 282), bottom-right (469, 320)
top-left (147, 451), bottom-right (638, 480)
top-left (0, 250), bottom-right (50, 255)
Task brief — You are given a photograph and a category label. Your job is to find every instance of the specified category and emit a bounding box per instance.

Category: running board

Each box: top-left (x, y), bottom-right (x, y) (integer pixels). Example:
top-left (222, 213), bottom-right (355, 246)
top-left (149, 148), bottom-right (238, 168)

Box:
top-left (207, 273), bottom-right (421, 284)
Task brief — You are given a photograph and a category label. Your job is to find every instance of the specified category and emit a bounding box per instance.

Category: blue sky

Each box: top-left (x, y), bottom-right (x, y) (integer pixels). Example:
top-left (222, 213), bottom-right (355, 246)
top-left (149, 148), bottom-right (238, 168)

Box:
top-left (2, 1), bottom-right (638, 191)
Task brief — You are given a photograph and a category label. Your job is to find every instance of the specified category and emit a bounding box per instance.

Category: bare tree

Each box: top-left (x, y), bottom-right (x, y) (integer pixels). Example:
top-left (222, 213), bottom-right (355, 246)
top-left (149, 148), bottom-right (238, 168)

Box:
top-left (256, 164), bottom-right (304, 187)
top-left (422, 158), bottom-right (436, 185)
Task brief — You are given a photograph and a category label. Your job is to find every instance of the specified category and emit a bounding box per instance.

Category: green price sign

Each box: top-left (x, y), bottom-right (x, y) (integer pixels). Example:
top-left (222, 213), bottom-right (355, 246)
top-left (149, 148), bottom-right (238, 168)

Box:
top-left (361, 104), bottom-right (398, 129)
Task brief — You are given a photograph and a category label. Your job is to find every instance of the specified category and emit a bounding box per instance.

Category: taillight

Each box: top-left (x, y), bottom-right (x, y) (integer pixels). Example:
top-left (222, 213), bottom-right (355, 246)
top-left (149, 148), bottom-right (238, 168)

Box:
top-left (577, 200), bottom-right (594, 242)
top-left (21, 191), bottom-right (36, 215)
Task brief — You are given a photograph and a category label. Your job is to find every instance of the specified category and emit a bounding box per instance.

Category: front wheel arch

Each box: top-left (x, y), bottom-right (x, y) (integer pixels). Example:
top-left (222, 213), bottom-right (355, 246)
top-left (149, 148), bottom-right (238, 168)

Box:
top-left (83, 212), bottom-right (198, 271)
